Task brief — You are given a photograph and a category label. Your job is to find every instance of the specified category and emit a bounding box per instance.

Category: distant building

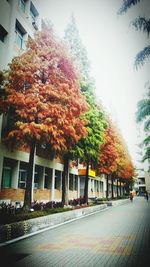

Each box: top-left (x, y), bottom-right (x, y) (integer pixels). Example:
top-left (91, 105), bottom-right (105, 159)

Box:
top-left (135, 126), bottom-right (150, 195)
top-left (135, 168), bottom-right (150, 195)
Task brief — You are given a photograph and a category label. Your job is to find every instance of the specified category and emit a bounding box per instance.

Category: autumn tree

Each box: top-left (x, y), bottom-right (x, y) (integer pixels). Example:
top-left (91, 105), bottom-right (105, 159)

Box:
top-left (69, 85), bottom-right (106, 204)
top-left (98, 118), bottom-right (119, 199)
top-left (98, 114), bottom-right (135, 199)
top-left (0, 22), bottom-right (87, 210)
top-left (64, 14), bottom-right (92, 84)
top-left (64, 15), bottom-right (106, 203)
top-left (114, 129), bottom-right (135, 196)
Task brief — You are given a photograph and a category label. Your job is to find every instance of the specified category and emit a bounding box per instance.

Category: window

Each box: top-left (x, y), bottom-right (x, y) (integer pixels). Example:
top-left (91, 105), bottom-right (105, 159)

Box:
top-left (15, 20), bottom-right (26, 49)
top-left (0, 24), bottom-right (8, 43)
top-left (69, 174), bottom-right (73, 191)
top-left (55, 170), bottom-right (61, 190)
top-left (30, 2), bottom-right (39, 30)
top-left (2, 107), bottom-right (16, 137)
top-left (75, 175), bottom-right (78, 191)
top-left (44, 173), bottom-right (49, 189)
top-left (44, 168), bottom-right (53, 189)
top-left (18, 170), bottom-right (27, 189)
top-left (2, 167), bottom-right (11, 188)
top-left (15, 26), bottom-right (23, 48)
top-left (34, 171), bottom-right (38, 189)
top-left (96, 181), bottom-right (99, 192)
top-left (18, 0), bottom-right (26, 12)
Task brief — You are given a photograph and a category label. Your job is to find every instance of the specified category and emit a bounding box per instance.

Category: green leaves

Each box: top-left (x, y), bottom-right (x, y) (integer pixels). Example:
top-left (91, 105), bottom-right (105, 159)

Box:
top-left (72, 90), bottom-right (105, 165)
top-left (117, 0), bottom-right (141, 15)
top-left (136, 98), bottom-right (150, 121)
top-left (136, 87), bottom-right (150, 162)
top-left (118, 1), bottom-right (150, 69)
top-left (134, 46), bottom-right (150, 69)
top-left (132, 17), bottom-right (150, 37)
top-left (64, 14), bottom-right (91, 83)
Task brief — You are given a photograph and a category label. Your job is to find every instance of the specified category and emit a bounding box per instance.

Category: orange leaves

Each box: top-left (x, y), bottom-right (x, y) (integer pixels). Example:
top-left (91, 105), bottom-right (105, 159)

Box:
top-left (98, 118), bottom-right (135, 180)
top-left (1, 24), bottom-right (88, 154)
top-left (98, 126), bottom-right (118, 174)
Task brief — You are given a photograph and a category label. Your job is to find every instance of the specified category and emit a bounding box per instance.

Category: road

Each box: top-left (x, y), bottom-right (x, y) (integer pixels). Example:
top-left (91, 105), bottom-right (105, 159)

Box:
top-left (0, 197), bottom-right (150, 267)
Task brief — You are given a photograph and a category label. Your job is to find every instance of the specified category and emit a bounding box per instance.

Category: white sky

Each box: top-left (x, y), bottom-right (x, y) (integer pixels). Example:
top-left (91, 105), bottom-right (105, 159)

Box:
top-left (40, 0), bottom-right (150, 168)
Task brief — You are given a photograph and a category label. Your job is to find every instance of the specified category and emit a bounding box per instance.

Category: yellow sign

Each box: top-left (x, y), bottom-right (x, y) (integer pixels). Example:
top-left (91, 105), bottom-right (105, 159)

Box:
top-left (118, 182), bottom-right (124, 186)
top-left (78, 169), bottom-right (96, 177)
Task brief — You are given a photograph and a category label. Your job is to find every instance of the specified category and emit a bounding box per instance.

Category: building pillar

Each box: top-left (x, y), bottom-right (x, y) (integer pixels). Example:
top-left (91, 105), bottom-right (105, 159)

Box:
top-left (31, 163), bottom-right (35, 203)
top-left (0, 114), bottom-right (3, 140)
top-left (99, 181), bottom-right (101, 197)
top-left (11, 160), bottom-right (20, 189)
top-left (38, 166), bottom-right (45, 189)
top-left (60, 171), bottom-right (62, 191)
top-left (0, 155), bottom-right (4, 189)
top-left (77, 175), bottom-right (80, 198)
top-left (106, 174), bottom-right (109, 199)
top-left (119, 180), bottom-right (122, 196)
top-left (51, 168), bottom-right (55, 201)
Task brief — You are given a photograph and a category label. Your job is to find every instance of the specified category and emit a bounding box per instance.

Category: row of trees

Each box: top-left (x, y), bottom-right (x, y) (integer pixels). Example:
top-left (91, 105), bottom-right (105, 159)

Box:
top-left (0, 19), bottom-right (135, 211)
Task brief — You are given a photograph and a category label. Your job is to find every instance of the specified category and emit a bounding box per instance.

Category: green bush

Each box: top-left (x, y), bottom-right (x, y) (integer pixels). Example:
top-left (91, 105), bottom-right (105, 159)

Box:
top-left (0, 207), bottom-right (72, 225)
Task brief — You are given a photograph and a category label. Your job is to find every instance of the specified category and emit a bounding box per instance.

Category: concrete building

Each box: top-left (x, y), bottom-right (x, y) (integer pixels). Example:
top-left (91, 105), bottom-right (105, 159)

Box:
top-left (135, 126), bottom-right (150, 195)
top-left (0, 0), bottom-right (111, 206)
top-left (0, 0), bottom-right (41, 71)
top-left (135, 168), bottom-right (150, 195)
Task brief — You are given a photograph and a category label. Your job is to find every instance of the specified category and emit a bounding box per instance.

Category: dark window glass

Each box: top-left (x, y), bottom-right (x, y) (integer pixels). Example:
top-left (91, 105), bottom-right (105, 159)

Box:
top-left (0, 24), bottom-right (8, 42)
top-left (2, 168), bottom-right (11, 188)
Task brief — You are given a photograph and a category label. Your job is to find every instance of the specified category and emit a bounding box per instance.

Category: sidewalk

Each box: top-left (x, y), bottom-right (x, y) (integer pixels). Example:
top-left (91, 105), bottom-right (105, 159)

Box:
top-left (0, 197), bottom-right (149, 267)
top-left (0, 199), bottom-right (129, 245)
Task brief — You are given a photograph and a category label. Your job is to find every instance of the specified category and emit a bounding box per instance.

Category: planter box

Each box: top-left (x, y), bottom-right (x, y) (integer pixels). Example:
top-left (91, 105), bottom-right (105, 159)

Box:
top-left (0, 204), bottom-right (107, 243)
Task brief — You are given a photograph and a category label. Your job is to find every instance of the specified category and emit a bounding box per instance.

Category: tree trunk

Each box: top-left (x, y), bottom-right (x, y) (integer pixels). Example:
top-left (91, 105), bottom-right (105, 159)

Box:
top-left (117, 178), bottom-right (119, 198)
top-left (84, 160), bottom-right (89, 204)
top-left (111, 174), bottom-right (114, 199)
top-left (23, 140), bottom-right (36, 211)
top-left (106, 174), bottom-right (109, 199)
top-left (119, 178), bottom-right (122, 196)
top-left (62, 154), bottom-right (69, 206)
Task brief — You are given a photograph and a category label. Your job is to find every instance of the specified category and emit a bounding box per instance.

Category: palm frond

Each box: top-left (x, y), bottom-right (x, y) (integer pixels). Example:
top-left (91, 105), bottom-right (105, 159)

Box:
top-left (143, 136), bottom-right (150, 146)
top-left (144, 119), bottom-right (150, 131)
top-left (134, 45), bottom-right (150, 69)
top-left (118, 0), bottom-right (141, 15)
top-left (132, 17), bottom-right (150, 37)
top-left (136, 99), bottom-right (150, 122)
top-left (142, 146), bottom-right (150, 162)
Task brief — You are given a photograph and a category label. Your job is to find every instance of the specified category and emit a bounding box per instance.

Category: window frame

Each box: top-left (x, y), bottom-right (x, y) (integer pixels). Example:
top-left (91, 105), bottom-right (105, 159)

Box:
top-left (18, 169), bottom-right (27, 189)
top-left (18, 0), bottom-right (26, 13)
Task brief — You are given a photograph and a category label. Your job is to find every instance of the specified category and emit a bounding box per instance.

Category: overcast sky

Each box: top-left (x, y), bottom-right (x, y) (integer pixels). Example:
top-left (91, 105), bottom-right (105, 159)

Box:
top-left (40, 0), bottom-right (150, 168)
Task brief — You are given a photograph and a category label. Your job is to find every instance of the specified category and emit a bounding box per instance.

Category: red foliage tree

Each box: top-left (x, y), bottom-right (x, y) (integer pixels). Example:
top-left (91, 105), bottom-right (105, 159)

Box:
top-left (0, 23), bottom-right (87, 210)
top-left (98, 116), bottom-right (135, 198)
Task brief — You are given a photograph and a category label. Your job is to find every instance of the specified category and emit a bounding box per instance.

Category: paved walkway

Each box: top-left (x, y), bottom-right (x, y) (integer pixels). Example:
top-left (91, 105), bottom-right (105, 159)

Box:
top-left (0, 197), bottom-right (150, 267)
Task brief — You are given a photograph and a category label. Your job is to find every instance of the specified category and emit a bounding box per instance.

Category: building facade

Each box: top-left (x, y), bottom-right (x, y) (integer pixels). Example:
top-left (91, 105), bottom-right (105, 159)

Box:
top-left (0, 0), bottom-right (41, 71)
